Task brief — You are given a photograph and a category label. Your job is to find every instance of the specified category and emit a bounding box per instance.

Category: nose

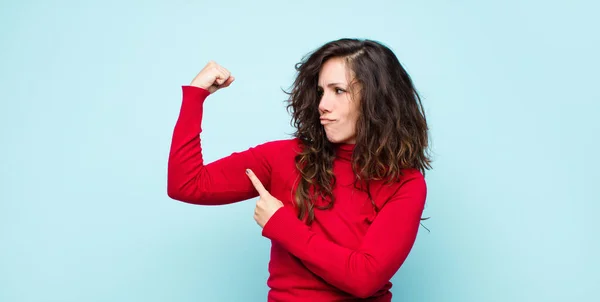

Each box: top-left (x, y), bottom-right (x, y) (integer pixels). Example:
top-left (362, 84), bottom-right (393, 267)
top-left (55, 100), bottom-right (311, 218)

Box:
top-left (318, 91), bottom-right (333, 115)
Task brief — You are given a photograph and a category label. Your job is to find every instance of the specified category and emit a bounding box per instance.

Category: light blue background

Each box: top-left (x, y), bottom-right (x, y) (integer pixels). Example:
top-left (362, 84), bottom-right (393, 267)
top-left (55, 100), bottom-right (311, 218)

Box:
top-left (1, 0), bottom-right (598, 301)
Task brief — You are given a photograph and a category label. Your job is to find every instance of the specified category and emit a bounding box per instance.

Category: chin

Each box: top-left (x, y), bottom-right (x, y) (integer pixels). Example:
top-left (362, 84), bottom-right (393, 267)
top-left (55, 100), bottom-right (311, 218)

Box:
top-left (326, 134), bottom-right (353, 144)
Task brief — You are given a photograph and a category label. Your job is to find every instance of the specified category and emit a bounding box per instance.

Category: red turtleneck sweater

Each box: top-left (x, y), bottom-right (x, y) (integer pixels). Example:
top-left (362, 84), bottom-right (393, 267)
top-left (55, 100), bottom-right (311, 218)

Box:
top-left (167, 86), bottom-right (427, 301)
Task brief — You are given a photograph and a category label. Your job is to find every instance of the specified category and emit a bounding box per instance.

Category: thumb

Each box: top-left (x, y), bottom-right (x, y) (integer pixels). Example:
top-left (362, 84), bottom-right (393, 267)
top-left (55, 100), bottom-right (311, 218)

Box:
top-left (219, 76), bottom-right (235, 88)
top-left (214, 75), bottom-right (226, 86)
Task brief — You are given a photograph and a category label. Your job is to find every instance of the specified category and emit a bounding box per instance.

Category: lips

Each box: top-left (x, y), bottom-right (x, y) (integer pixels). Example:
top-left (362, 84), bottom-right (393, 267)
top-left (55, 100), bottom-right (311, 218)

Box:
top-left (320, 118), bottom-right (335, 125)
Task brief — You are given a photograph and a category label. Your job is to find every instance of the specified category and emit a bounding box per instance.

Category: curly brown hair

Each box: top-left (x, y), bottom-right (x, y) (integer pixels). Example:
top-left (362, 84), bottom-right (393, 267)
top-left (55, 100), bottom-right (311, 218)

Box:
top-left (286, 38), bottom-right (432, 224)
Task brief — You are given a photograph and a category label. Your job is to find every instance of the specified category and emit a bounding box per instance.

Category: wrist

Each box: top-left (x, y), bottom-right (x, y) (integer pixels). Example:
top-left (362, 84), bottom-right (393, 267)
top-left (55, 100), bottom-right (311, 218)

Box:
top-left (188, 82), bottom-right (210, 91)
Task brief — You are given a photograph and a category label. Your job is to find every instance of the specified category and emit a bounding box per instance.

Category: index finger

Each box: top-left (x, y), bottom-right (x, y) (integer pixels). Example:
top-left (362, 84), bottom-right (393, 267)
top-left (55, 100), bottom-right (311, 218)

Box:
top-left (246, 169), bottom-right (268, 196)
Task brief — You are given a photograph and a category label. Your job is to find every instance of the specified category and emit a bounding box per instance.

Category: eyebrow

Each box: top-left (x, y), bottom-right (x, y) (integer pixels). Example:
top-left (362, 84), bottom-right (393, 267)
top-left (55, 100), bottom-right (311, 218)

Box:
top-left (317, 82), bottom-right (346, 88)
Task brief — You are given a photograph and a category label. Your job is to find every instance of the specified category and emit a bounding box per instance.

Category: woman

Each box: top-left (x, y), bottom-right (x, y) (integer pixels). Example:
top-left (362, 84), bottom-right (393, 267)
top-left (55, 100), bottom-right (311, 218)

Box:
top-left (167, 38), bottom-right (431, 301)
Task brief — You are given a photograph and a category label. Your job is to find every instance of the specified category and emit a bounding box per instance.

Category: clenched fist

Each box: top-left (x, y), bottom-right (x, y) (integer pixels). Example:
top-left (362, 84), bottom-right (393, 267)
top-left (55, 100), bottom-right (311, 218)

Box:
top-left (190, 61), bottom-right (235, 94)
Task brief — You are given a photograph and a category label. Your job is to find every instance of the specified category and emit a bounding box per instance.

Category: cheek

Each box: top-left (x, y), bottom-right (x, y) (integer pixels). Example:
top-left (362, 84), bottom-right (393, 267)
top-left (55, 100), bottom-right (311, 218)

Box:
top-left (336, 114), bottom-right (358, 137)
top-left (345, 105), bottom-right (360, 128)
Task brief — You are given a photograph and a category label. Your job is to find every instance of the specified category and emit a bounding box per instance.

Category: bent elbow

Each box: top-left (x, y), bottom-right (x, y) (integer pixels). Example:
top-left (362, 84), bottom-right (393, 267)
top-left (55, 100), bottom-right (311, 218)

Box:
top-left (167, 185), bottom-right (200, 204)
top-left (344, 268), bottom-right (389, 299)
top-left (166, 177), bottom-right (192, 202)
top-left (167, 181), bottom-right (184, 201)
top-left (350, 283), bottom-right (382, 299)
top-left (167, 176), bottom-right (211, 204)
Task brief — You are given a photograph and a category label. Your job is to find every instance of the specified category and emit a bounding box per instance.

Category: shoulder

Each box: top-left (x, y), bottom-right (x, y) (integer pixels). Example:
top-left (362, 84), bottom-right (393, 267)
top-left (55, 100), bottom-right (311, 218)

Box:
top-left (377, 168), bottom-right (426, 204)
top-left (398, 168), bottom-right (426, 191)
top-left (367, 168), bottom-right (427, 209)
top-left (399, 168), bottom-right (425, 185)
top-left (392, 168), bottom-right (427, 203)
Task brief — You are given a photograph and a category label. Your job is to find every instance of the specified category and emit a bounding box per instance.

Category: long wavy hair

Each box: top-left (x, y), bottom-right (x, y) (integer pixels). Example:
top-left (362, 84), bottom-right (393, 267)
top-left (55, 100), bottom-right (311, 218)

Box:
top-left (285, 38), bottom-right (431, 225)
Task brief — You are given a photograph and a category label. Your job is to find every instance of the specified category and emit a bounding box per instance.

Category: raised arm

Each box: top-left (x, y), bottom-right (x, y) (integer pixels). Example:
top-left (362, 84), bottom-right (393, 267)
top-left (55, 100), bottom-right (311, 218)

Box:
top-left (167, 62), bottom-right (272, 205)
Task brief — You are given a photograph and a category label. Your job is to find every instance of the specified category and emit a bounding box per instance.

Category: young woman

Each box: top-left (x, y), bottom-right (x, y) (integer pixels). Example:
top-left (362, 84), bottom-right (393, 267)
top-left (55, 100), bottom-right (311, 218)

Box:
top-left (167, 38), bottom-right (431, 301)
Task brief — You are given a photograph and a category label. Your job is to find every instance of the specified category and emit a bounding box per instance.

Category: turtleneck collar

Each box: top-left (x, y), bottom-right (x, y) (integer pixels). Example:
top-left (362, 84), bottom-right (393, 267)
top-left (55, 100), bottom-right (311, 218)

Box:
top-left (335, 143), bottom-right (355, 162)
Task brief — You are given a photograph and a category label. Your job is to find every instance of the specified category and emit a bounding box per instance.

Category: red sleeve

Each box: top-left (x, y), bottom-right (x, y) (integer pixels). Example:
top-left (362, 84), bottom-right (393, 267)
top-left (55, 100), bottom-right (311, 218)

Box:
top-left (167, 85), bottom-right (274, 205)
top-left (261, 175), bottom-right (427, 298)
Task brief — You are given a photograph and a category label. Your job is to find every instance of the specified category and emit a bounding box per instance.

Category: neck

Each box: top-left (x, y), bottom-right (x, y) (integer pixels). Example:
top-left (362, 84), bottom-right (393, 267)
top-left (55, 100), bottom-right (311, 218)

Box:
top-left (335, 143), bottom-right (355, 161)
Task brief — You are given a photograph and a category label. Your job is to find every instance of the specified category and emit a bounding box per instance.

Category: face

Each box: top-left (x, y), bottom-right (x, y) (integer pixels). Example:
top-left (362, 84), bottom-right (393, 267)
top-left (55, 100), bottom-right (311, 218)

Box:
top-left (317, 57), bottom-right (361, 144)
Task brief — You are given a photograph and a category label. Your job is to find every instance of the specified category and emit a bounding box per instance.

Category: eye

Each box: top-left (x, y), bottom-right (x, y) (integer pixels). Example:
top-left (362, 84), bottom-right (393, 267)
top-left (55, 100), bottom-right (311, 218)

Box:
top-left (317, 87), bottom-right (324, 97)
top-left (335, 88), bottom-right (346, 94)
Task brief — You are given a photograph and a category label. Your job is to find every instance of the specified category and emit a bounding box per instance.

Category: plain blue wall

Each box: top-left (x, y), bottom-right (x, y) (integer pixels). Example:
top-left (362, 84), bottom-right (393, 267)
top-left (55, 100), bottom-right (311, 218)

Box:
top-left (1, 0), bottom-right (598, 301)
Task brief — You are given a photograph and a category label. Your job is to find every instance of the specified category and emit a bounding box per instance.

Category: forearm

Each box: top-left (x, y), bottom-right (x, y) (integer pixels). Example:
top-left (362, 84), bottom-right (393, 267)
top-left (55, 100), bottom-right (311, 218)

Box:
top-left (262, 208), bottom-right (400, 297)
top-left (167, 86), bottom-right (213, 203)
top-left (261, 177), bottom-right (426, 298)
